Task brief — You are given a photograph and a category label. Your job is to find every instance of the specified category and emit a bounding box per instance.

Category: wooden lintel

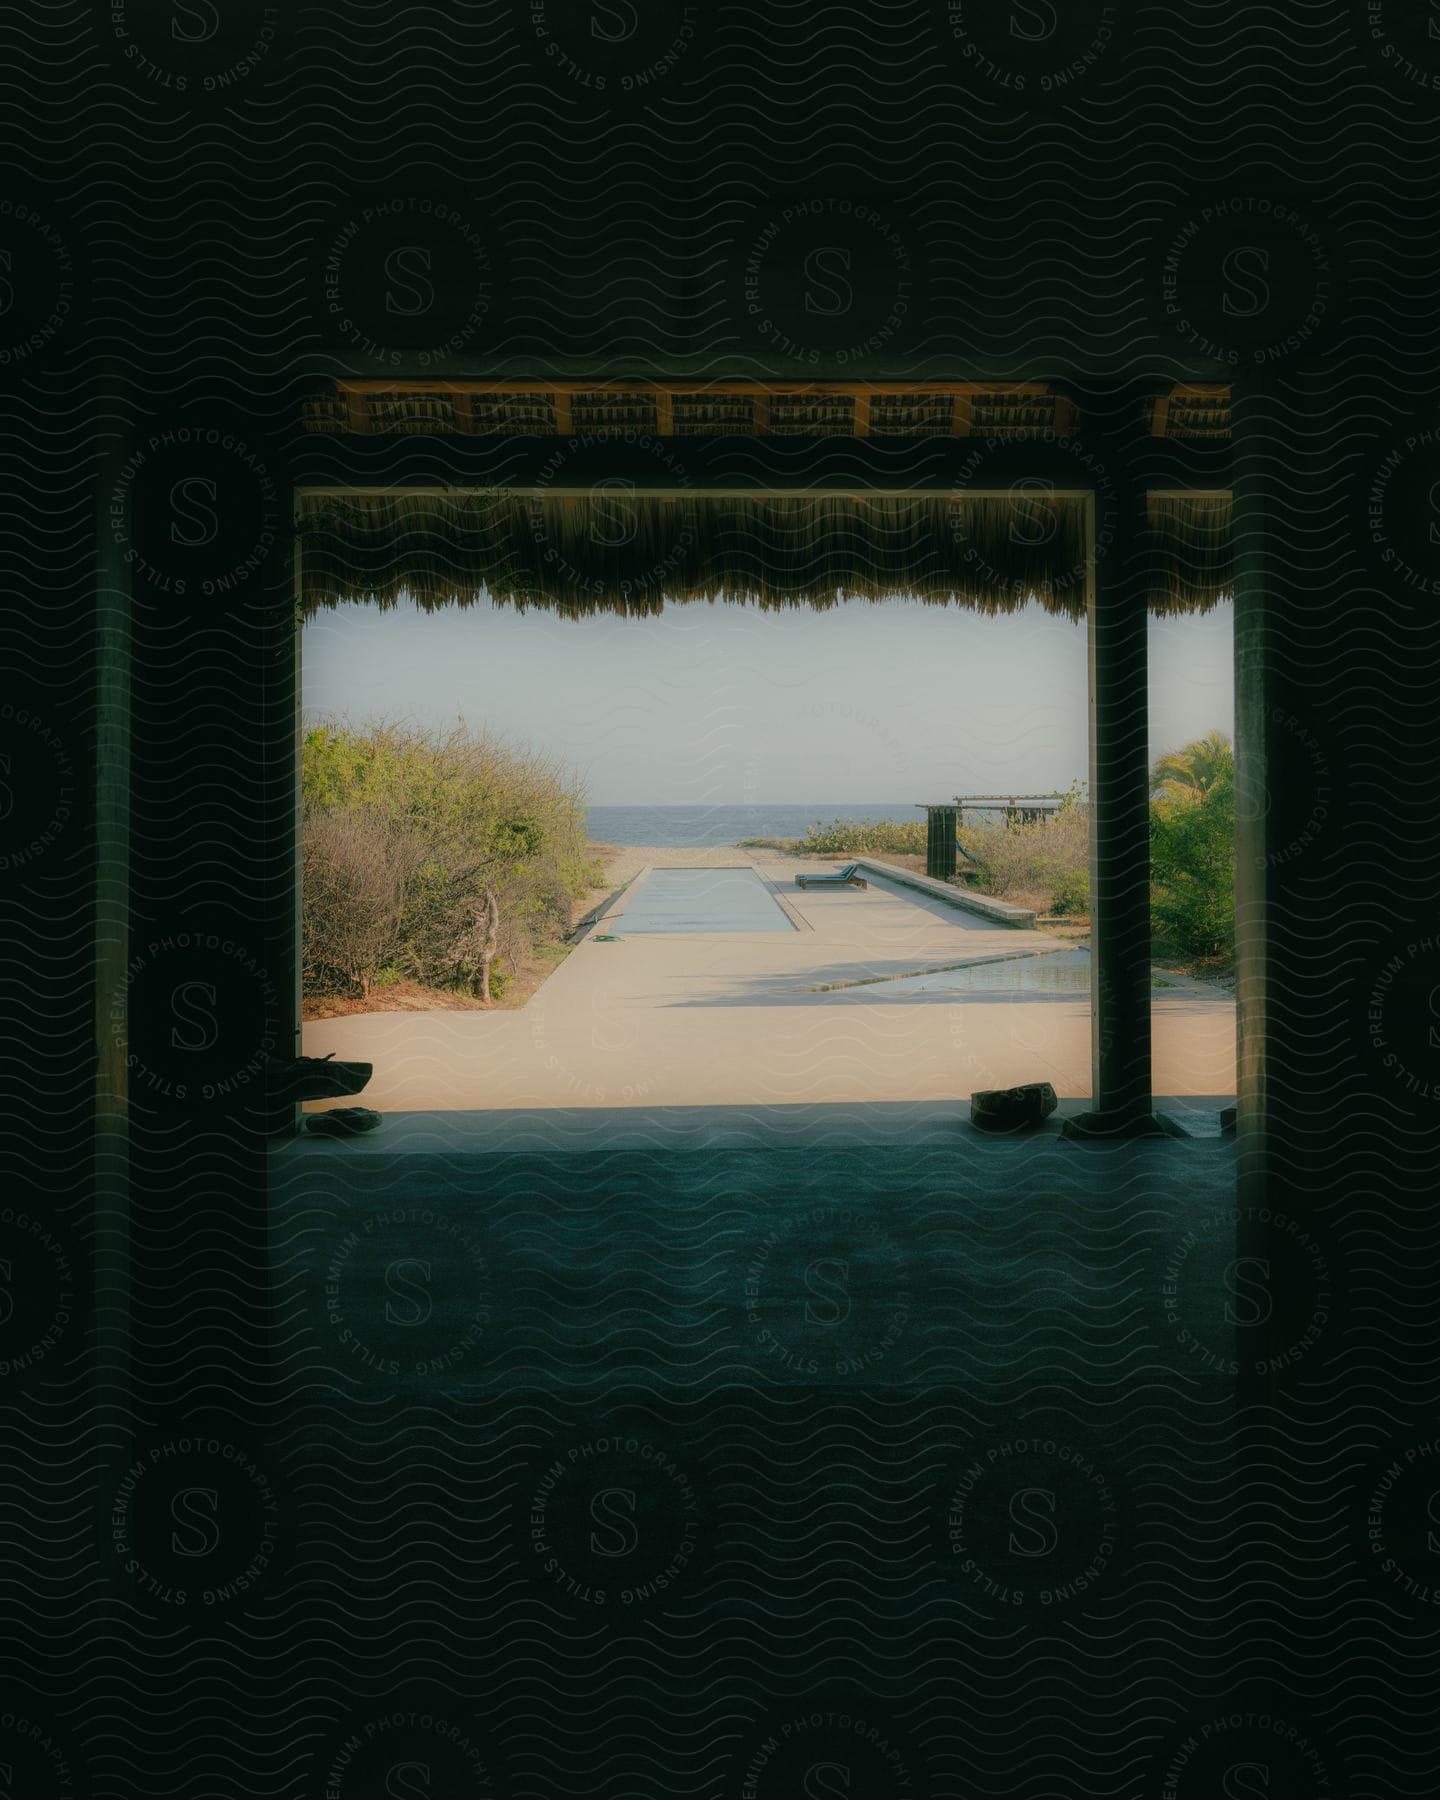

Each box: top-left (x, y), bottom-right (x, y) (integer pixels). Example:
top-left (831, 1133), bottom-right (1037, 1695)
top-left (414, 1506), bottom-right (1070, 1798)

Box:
top-left (1152, 382), bottom-right (1232, 436)
top-left (325, 378), bottom-right (1076, 438)
top-left (335, 378), bottom-right (1054, 399)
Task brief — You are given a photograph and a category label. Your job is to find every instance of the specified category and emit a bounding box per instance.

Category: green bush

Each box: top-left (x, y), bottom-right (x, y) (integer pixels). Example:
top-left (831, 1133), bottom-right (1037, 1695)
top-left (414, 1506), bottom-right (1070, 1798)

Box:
top-left (800, 817), bottom-right (928, 855)
top-left (1149, 772), bottom-right (1235, 963)
top-left (301, 807), bottom-right (428, 1000)
top-left (964, 805), bottom-right (1090, 903)
top-left (302, 719), bottom-right (603, 1001)
top-left (1147, 733), bottom-right (1236, 966)
top-left (1046, 869), bottom-right (1090, 916)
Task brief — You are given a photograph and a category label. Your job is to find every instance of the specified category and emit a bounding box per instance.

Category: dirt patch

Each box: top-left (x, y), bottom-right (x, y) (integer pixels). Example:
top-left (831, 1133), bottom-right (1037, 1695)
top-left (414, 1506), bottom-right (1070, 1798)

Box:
top-left (1035, 919), bottom-right (1091, 941)
top-left (1153, 953), bottom-right (1236, 993)
top-left (303, 979), bottom-right (488, 1021)
top-left (302, 942), bottom-right (575, 1020)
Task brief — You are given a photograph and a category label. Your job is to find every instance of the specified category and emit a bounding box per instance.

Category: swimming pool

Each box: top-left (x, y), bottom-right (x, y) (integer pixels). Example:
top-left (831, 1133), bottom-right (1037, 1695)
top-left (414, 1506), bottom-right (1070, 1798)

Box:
top-left (610, 867), bottom-right (795, 935)
top-left (876, 948), bottom-right (1093, 996)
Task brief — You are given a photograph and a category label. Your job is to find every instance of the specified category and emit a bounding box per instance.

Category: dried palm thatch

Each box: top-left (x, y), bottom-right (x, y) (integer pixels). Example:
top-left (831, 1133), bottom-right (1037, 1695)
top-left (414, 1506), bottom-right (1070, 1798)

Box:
top-left (1144, 494), bottom-right (1232, 612)
top-left (296, 490), bottom-right (1230, 618)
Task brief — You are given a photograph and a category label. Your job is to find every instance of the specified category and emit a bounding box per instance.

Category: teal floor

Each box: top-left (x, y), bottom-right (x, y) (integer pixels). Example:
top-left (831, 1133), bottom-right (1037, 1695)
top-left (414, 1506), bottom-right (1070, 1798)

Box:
top-left (259, 1137), bottom-right (1245, 1785)
top-left (261, 1136), bottom-right (1249, 1796)
top-left (270, 1136), bottom-right (1240, 1402)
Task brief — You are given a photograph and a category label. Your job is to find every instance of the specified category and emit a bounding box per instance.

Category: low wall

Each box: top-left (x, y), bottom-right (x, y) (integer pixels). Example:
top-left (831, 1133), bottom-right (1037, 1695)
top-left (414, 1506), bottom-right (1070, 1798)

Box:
top-left (853, 859), bottom-right (1037, 929)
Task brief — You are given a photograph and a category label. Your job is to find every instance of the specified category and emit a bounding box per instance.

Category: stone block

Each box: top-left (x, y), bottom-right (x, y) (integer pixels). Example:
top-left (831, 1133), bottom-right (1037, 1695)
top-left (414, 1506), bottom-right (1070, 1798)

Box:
top-left (970, 1082), bottom-right (1058, 1132)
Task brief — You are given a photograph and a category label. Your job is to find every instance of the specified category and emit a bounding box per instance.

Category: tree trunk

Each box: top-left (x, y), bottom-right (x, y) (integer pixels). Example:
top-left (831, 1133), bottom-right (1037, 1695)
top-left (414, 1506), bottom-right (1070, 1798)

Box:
top-left (477, 886), bottom-right (499, 1005)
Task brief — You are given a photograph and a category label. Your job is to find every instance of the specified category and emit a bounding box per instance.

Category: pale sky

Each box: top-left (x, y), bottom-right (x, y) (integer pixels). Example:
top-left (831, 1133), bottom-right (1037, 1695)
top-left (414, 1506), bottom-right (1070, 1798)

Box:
top-left (302, 595), bottom-right (1233, 806)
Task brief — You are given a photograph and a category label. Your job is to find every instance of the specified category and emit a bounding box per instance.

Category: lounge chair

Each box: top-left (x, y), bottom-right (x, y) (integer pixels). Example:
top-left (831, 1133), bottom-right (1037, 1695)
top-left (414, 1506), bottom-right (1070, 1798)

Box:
top-left (795, 863), bottom-right (869, 890)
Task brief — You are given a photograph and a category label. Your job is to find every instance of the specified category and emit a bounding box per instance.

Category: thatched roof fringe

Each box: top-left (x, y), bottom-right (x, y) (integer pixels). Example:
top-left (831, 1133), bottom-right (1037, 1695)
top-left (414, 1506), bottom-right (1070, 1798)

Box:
top-left (1144, 494), bottom-right (1232, 612)
top-left (296, 492), bottom-right (1231, 618)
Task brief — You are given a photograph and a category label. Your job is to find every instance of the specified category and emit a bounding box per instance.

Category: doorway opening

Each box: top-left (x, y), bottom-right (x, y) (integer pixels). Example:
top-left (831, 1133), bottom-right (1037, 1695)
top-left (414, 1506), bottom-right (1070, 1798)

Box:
top-left (284, 475), bottom-right (1235, 1151)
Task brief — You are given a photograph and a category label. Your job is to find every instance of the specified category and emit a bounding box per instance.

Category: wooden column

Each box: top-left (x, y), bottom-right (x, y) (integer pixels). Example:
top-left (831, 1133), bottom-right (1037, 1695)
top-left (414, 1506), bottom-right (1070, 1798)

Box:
top-left (1065, 481), bottom-right (1181, 1139)
top-left (267, 476), bottom-right (303, 1140)
top-left (94, 387), bottom-right (134, 1425)
top-left (923, 804), bottom-right (958, 881)
top-left (119, 399), bottom-right (283, 1390)
top-left (1231, 372), bottom-right (1268, 1207)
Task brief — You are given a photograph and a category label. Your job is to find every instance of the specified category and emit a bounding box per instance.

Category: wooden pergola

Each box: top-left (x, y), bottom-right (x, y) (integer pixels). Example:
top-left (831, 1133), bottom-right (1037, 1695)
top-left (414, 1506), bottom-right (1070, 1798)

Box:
top-left (955, 794), bottom-right (1069, 823)
top-left (918, 797), bottom-right (1071, 882)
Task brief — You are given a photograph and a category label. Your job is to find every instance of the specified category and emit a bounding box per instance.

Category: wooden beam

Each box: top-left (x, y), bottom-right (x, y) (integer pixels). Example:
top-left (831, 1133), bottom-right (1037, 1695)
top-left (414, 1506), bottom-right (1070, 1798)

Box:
top-left (1152, 382), bottom-right (1232, 437)
top-left (334, 378), bottom-right (1053, 399)
top-left (300, 484), bottom-right (1105, 499)
top-left (325, 378), bottom-right (1067, 437)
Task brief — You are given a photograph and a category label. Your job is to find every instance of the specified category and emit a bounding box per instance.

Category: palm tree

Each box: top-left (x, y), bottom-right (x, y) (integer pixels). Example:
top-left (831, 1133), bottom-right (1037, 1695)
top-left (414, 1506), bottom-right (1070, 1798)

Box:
top-left (1151, 730), bottom-right (1233, 803)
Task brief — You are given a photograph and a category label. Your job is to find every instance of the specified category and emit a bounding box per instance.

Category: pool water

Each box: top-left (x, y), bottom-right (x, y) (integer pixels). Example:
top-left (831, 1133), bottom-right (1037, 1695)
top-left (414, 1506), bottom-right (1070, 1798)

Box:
top-left (876, 948), bottom-right (1094, 996)
top-left (611, 867), bottom-right (794, 935)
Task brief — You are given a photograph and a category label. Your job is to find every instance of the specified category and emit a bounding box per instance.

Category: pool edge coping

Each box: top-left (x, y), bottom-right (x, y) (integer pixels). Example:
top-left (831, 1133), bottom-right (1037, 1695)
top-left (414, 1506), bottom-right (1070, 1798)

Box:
top-left (852, 858), bottom-right (1038, 927)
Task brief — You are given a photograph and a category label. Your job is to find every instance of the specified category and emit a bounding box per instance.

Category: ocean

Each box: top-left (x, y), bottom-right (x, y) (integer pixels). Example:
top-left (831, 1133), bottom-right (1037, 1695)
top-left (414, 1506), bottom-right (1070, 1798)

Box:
top-left (583, 803), bottom-right (922, 848)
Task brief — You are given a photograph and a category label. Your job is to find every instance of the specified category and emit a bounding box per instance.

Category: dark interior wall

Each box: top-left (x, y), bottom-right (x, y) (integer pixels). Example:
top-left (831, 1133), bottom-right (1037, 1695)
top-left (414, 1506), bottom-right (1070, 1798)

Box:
top-left (3, 1), bottom-right (1439, 1793)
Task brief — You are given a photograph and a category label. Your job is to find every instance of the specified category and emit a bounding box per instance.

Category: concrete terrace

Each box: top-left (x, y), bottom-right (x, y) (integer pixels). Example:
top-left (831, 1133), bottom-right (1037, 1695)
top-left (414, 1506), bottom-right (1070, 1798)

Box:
top-left (298, 852), bottom-right (1236, 1135)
